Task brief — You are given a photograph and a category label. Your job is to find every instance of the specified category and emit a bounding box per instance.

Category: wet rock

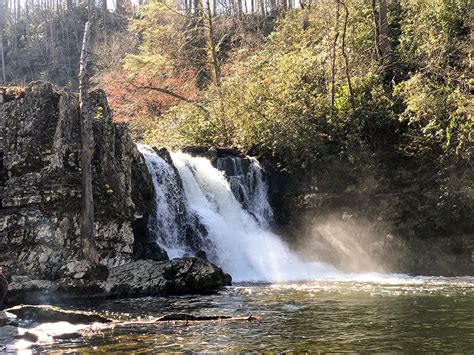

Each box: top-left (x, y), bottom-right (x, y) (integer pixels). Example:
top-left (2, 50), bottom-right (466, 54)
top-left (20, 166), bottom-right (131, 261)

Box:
top-left (105, 258), bottom-right (231, 297)
top-left (0, 311), bottom-right (16, 326)
top-left (6, 305), bottom-right (111, 324)
top-left (58, 261), bottom-right (109, 281)
top-left (0, 325), bottom-right (20, 341)
top-left (196, 250), bottom-right (208, 260)
top-left (7, 258), bottom-right (231, 303)
top-left (0, 274), bottom-right (7, 309)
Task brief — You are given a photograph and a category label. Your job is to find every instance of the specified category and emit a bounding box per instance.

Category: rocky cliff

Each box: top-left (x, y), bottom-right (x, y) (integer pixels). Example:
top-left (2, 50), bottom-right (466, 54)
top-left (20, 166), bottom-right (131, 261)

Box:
top-left (0, 82), bottom-right (230, 304)
top-left (273, 161), bottom-right (474, 276)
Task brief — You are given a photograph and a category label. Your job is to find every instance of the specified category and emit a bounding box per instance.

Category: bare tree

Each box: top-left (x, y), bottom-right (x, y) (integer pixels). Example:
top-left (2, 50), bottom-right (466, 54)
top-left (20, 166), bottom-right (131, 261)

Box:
top-left (205, 0), bottom-right (230, 144)
top-left (371, 0), bottom-right (388, 61)
top-left (370, 0), bottom-right (381, 59)
top-left (0, 0), bottom-right (6, 83)
top-left (78, 21), bottom-right (99, 265)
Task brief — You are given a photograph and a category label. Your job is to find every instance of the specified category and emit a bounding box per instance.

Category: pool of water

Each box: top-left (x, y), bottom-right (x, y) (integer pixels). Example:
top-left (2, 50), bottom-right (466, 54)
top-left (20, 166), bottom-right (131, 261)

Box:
top-left (28, 276), bottom-right (474, 352)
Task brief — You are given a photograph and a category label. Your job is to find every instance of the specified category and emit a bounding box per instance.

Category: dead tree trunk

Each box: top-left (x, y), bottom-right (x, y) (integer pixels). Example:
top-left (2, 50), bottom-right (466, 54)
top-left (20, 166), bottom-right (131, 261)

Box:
top-left (371, 0), bottom-right (381, 60)
top-left (0, 25), bottom-right (5, 84)
top-left (78, 21), bottom-right (99, 265)
top-left (205, 0), bottom-right (229, 145)
top-left (379, 0), bottom-right (388, 60)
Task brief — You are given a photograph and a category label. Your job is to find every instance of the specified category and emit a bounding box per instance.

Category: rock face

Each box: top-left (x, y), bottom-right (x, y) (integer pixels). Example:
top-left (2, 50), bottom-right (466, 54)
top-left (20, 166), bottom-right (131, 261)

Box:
top-left (1, 82), bottom-right (160, 280)
top-left (273, 161), bottom-right (474, 276)
top-left (0, 82), bottom-right (230, 305)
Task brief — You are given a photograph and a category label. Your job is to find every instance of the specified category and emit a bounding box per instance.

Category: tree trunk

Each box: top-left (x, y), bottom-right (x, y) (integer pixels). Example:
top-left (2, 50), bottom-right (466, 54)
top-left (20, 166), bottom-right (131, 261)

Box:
top-left (78, 21), bottom-right (99, 265)
top-left (193, 0), bottom-right (200, 16)
top-left (379, 0), bottom-right (388, 60)
top-left (340, 1), bottom-right (355, 112)
top-left (205, 0), bottom-right (229, 144)
top-left (330, 0), bottom-right (340, 115)
top-left (0, 0), bottom-right (5, 84)
top-left (371, 0), bottom-right (381, 60)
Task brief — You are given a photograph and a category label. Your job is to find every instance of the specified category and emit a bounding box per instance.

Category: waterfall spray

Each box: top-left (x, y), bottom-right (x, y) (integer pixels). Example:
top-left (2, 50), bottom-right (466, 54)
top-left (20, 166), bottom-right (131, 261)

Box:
top-left (139, 145), bottom-right (337, 282)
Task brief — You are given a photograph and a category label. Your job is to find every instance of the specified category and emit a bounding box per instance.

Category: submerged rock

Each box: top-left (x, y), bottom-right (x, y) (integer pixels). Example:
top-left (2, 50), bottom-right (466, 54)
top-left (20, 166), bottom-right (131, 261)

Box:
top-left (5, 305), bottom-right (111, 324)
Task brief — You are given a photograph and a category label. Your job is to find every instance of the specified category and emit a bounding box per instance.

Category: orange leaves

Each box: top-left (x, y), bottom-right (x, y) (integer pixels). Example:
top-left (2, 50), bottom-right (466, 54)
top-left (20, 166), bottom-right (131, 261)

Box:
top-left (102, 70), bottom-right (198, 122)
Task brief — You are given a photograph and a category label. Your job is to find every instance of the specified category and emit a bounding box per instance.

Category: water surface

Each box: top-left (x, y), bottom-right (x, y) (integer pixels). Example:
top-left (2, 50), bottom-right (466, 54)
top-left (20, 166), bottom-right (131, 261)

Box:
top-left (35, 276), bottom-right (474, 353)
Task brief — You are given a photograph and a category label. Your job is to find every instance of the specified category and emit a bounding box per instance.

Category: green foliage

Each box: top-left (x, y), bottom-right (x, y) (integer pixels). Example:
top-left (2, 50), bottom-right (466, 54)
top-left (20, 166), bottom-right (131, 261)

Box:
top-left (130, 0), bottom-right (472, 207)
top-left (395, 74), bottom-right (473, 161)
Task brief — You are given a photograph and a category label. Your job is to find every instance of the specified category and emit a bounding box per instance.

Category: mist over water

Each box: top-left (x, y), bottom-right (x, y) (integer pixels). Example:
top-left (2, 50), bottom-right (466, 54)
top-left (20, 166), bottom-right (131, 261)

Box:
top-left (170, 152), bottom-right (337, 282)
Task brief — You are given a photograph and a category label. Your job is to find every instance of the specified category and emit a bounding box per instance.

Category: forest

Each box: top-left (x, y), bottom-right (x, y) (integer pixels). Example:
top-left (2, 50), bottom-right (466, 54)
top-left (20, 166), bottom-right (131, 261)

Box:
top-left (1, 0), bottom-right (473, 352)
top-left (2, 0), bottom-right (471, 229)
top-left (1, 0), bottom-right (472, 166)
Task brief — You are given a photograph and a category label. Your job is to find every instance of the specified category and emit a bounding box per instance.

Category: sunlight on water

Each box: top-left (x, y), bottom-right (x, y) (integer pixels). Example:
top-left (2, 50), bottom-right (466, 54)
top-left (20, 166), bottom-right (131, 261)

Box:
top-left (32, 278), bottom-right (474, 353)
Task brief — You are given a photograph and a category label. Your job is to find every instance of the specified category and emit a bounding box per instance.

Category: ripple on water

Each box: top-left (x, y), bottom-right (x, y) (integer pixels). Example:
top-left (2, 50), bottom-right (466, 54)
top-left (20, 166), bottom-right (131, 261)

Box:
top-left (28, 278), bottom-right (474, 353)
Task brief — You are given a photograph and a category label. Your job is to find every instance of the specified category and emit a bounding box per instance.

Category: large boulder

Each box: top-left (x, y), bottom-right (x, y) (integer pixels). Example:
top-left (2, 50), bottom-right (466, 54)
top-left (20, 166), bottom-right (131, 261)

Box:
top-left (7, 258), bottom-right (231, 304)
top-left (105, 257), bottom-right (232, 297)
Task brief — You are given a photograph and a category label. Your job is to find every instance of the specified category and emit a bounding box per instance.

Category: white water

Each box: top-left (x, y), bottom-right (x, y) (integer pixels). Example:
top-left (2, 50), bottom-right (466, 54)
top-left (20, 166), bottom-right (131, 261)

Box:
top-left (217, 156), bottom-right (273, 228)
top-left (170, 152), bottom-right (338, 282)
top-left (137, 145), bottom-right (189, 258)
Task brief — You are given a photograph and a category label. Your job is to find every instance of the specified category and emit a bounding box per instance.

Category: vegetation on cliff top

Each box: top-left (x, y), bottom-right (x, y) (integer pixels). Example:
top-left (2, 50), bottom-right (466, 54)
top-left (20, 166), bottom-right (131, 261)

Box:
top-left (125, 0), bottom-right (472, 172)
top-left (1, 0), bottom-right (472, 231)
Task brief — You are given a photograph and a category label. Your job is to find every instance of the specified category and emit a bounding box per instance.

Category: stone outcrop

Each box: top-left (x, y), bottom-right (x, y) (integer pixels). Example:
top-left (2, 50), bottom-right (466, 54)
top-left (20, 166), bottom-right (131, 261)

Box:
top-left (1, 82), bottom-right (159, 279)
top-left (274, 161), bottom-right (474, 276)
top-left (0, 82), bottom-right (230, 305)
top-left (104, 257), bottom-right (232, 297)
top-left (7, 258), bottom-right (231, 304)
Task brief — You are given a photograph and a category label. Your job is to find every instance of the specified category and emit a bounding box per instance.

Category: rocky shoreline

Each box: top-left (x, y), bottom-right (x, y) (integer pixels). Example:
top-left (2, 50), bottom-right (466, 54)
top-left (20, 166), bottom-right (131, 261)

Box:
top-left (6, 258), bottom-right (231, 306)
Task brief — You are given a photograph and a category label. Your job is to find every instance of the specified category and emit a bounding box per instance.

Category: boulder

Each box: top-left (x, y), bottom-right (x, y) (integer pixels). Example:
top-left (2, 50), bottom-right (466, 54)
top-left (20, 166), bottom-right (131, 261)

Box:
top-left (7, 258), bottom-right (231, 304)
top-left (105, 257), bottom-right (232, 297)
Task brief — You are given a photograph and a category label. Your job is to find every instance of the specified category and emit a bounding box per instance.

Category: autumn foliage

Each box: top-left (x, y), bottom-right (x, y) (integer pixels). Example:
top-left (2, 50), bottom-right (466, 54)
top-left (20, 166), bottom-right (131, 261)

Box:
top-left (102, 70), bottom-right (199, 123)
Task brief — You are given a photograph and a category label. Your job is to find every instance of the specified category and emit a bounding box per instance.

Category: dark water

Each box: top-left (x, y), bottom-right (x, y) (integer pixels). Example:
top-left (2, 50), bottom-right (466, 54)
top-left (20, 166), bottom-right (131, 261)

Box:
top-left (25, 277), bottom-right (474, 352)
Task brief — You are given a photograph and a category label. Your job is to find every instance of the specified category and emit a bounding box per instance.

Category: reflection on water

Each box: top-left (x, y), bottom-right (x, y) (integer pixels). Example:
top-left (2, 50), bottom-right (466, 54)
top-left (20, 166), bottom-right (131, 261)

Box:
top-left (34, 277), bottom-right (474, 352)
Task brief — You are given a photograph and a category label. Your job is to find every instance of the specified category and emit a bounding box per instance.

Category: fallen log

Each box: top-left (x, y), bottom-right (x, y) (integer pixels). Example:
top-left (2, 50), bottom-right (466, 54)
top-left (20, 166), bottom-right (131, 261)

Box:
top-left (157, 313), bottom-right (261, 323)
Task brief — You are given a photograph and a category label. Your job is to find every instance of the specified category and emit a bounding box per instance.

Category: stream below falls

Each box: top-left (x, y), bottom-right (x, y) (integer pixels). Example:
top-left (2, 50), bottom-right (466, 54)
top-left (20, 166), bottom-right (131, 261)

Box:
top-left (21, 276), bottom-right (474, 353)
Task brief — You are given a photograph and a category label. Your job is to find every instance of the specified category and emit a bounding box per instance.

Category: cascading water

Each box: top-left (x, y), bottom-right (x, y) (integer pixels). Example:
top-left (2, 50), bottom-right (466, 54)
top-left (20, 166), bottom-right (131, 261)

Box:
top-left (139, 145), bottom-right (337, 282)
top-left (138, 145), bottom-right (189, 258)
top-left (216, 156), bottom-right (273, 228)
top-left (138, 145), bottom-right (209, 259)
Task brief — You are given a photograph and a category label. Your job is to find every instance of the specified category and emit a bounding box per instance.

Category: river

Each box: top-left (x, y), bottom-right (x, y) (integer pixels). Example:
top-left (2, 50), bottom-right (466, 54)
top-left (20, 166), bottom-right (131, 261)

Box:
top-left (34, 276), bottom-right (473, 353)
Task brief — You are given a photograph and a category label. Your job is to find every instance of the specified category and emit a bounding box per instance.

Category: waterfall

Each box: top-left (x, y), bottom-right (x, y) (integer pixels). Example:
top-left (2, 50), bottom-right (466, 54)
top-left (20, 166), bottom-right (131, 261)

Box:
top-left (137, 145), bottom-right (209, 259)
top-left (139, 145), bottom-right (337, 282)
